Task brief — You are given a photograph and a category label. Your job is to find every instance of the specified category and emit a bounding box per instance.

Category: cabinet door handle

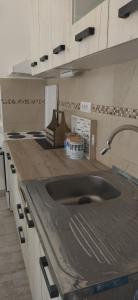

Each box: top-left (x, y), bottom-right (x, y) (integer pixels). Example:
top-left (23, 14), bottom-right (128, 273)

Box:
top-left (118, 0), bottom-right (138, 18)
top-left (17, 204), bottom-right (24, 219)
top-left (53, 44), bottom-right (65, 54)
top-left (18, 226), bottom-right (25, 244)
top-left (10, 164), bottom-right (16, 174)
top-left (6, 152), bottom-right (11, 160)
top-left (40, 55), bottom-right (48, 62)
top-left (39, 257), bottom-right (59, 298)
top-left (31, 61), bottom-right (38, 67)
top-left (24, 207), bottom-right (34, 228)
top-left (75, 27), bottom-right (95, 42)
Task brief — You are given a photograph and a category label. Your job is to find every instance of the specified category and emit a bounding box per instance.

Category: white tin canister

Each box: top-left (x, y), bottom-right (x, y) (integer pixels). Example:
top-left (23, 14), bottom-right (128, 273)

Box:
top-left (68, 136), bottom-right (84, 160)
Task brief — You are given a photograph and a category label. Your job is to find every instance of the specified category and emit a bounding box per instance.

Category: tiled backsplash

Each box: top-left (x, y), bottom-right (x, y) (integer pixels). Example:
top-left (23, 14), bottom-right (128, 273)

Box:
top-left (59, 101), bottom-right (138, 120)
top-left (51, 58), bottom-right (138, 177)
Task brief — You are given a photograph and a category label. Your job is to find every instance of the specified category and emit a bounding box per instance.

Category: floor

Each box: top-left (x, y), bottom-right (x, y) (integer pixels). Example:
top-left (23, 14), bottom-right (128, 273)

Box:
top-left (0, 195), bottom-right (32, 300)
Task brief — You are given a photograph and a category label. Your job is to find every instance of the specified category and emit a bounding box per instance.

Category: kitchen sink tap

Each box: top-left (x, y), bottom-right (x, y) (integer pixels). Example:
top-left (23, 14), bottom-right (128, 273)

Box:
top-left (101, 125), bottom-right (138, 155)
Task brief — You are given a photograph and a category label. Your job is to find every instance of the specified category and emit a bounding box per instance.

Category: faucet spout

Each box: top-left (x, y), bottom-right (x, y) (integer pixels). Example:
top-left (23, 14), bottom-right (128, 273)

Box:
top-left (101, 125), bottom-right (138, 155)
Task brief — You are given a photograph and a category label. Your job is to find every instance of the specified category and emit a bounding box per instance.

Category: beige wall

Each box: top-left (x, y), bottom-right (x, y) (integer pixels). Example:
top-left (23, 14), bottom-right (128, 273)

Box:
top-left (1, 79), bottom-right (45, 132)
top-left (47, 58), bottom-right (138, 178)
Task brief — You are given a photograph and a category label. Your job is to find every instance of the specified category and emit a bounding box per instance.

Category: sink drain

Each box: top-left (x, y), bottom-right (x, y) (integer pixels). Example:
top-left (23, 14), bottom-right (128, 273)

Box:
top-left (78, 197), bottom-right (92, 205)
top-left (79, 195), bottom-right (103, 205)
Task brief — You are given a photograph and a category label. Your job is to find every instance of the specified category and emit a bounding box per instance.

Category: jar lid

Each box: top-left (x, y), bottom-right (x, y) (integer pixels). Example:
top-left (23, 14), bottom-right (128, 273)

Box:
top-left (69, 136), bottom-right (83, 143)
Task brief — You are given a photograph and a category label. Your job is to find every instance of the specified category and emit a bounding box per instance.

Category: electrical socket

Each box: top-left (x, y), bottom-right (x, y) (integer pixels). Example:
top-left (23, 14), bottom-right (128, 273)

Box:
top-left (80, 102), bottom-right (92, 113)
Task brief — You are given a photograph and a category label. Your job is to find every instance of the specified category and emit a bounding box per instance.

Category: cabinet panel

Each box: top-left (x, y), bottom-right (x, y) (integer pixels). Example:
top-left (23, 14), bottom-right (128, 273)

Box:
top-left (27, 222), bottom-right (42, 300)
top-left (51, 0), bottom-right (71, 68)
top-left (30, 0), bottom-right (40, 75)
top-left (108, 0), bottom-right (138, 48)
top-left (40, 245), bottom-right (60, 300)
top-left (0, 152), bottom-right (5, 191)
top-left (39, 0), bottom-right (51, 72)
top-left (71, 0), bottom-right (108, 60)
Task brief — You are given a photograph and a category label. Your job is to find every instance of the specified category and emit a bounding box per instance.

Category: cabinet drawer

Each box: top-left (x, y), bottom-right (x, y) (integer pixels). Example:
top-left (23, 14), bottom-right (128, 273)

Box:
top-left (71, 0), bottom-right (108, 60)
top-left (108, 0), bottom-right (138, 47)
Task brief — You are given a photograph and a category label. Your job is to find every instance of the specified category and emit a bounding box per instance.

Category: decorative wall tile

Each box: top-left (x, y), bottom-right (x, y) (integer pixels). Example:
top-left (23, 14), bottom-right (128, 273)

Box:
top-left (59, 101), bottom-right (138, 119)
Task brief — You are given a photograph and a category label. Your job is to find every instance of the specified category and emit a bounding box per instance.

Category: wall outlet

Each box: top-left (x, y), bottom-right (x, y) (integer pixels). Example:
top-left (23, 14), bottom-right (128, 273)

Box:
top-left (80, 102), bottom-right (92, 113)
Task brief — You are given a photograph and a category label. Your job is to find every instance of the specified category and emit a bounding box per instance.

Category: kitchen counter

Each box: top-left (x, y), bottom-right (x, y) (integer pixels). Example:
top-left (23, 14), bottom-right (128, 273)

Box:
top-left (6, 139), bottom-right (107, 181)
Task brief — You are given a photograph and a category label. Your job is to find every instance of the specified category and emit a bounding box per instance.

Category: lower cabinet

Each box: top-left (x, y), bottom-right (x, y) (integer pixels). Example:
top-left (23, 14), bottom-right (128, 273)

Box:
top-left (4, 147), bottom-right (61, 300)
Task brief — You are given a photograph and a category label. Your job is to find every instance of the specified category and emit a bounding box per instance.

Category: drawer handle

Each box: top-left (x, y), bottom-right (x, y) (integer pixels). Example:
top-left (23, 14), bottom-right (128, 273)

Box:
top-left (6, 152), bottom-right (11, 160)
top-left (18, 226), bottom-right (25, 244)
top-left (17, 204), bottom-right (24, 219)
top-left (53, 44), bottom-right (65, 54)
top-left (40, 55), bottom-right (48, 62)
top-left (24, 207), bottom-right (34, 228)
top-left (118, 0), bottom-right (138, 18)
top-left (10, 164), bottom-right (16, 174)
top-left (39, 257), bottom-right (59, 298)
top-left (31, 61), bottom-right (38, 67)
top-left (75, 27), bottom-right (95, 42)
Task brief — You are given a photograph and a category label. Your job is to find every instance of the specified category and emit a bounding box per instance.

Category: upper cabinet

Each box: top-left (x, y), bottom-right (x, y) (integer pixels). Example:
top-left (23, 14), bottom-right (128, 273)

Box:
top-left (30, 0), bottom-right (109, 74)
top-left (71, 0), bottom-right (109, 60)
top-left (108, 0), bottom-right (138, 48)
top-left (29, 0), bottom-right (138, 76)
top-left (30, 0), bottom-right (71, 74)
top-left (51, 0), bottom-right (71, 68)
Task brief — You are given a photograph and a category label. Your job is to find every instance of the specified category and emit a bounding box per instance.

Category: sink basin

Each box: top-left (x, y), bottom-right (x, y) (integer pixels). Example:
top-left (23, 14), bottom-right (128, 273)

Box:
top-left (46, 175), bottom-right (121, 206)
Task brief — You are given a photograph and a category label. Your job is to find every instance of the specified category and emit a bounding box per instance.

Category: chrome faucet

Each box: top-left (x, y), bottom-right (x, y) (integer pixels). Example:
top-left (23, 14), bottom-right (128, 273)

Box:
top-left (101, 125), bottom-right (138, 155)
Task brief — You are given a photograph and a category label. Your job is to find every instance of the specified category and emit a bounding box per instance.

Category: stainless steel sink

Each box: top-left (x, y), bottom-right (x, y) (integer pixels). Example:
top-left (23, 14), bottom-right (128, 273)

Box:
top-left (46, 175), bottom-right (121, 206)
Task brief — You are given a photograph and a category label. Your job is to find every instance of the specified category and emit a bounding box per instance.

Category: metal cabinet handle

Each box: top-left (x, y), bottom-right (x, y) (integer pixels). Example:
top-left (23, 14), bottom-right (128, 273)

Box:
top-left (31, 61), bottom-right (38, 67)
top-left (18, 226), bottom-right (25, 244)
top-left (6, 152), bottom-right (11, 160)
top-left (40, 55), bottom-right (48, 62)
top-left (39, 257), bottom-right (59, 298)
top-left (17, 204), bottom-right (24, 219)
top-left (53, 44), bottom-right (65, 54)
top-left (24, 207), bottom-right (34, 228)
top-left (10, 164), bottom-right (16, 174)
top-left (118, 0), bottom-right (138, 18)
top-left (75, 27), bottom-right (95, 42)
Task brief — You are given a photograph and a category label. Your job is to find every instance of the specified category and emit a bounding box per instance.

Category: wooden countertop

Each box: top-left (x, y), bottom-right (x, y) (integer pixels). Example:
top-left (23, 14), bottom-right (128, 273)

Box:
top-left (6, 139), bottom-right (107, 181)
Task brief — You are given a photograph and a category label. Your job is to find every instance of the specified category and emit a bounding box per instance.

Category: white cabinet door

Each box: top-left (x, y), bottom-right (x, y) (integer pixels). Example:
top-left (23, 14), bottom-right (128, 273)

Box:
top-left (16, 199), bottom-right (28, 273)
top-left (0, 152), bottom-right (5, 191)
top-left (108, 0), bottom-right (138, 48)
top-left (30, 0), bottom-right (40, 75)
top-left (4, 150), bottom-right (11, 201)
top-left (71, 0), bottom-right (108, 60)
top-left (27, 221), bottom-right (42, 300)
top-left (51, 0), bottom-right (71, 68)
top-left (40, 245), bottom-right (60, 300)
top-left (6, 160), bottom-right (16, 211)
top-left (39, 0), bottom-right (51, 72)
top-left (17, 218), bottom-right (28, 273)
